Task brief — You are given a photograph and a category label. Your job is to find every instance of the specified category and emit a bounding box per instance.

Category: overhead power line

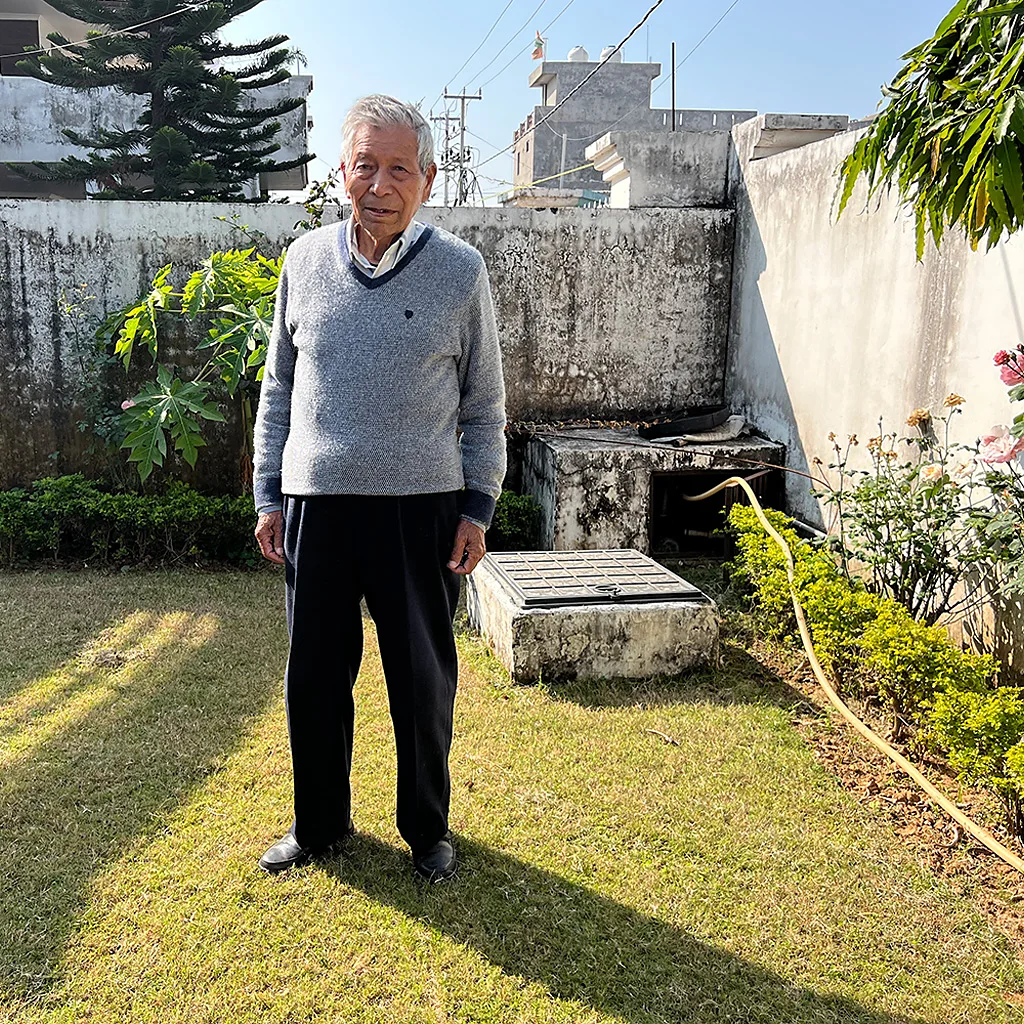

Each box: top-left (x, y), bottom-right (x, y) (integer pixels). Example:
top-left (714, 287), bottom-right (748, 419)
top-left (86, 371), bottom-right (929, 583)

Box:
top-left (0, 1), bottom-right (210, 62)
top-left (426, 0), bottom-right (517, 113)
top-left (475, 0), bottom-right (668, 171)
top-left (476, 0), bottom-right (579, 91)
top-left (463, 0), bottom-right (552, 89)
top-left (541, 0), bottom-right (744, 143)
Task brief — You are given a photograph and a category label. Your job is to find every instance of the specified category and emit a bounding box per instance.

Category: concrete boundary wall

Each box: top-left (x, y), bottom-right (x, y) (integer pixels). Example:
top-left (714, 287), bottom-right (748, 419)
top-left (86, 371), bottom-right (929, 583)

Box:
top-left (727, 119), bottom-right (1024, 527)
top-left (0, 201), bottom-right (733, 488)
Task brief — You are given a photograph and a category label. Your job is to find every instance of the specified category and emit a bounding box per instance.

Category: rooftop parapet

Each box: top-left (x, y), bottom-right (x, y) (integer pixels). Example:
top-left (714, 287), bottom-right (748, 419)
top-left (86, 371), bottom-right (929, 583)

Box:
top-left (586, 130), bottom-right (732, 209)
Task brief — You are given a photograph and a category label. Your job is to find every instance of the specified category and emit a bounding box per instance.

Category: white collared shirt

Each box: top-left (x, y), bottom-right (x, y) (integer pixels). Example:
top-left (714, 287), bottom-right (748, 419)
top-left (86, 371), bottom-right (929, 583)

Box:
top-left (346, 217), bottom-right (426, 278)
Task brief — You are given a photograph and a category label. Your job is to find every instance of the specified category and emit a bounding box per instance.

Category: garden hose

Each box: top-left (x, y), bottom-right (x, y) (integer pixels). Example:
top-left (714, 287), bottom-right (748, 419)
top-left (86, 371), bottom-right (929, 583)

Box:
top-left (682, 475), bottom-right (1024, 876)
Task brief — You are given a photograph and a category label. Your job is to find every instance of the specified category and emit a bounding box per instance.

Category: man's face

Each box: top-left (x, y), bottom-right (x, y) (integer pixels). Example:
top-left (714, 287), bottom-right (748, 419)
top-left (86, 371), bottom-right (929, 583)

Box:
top-left (342, 123), bottom-right (437, 238)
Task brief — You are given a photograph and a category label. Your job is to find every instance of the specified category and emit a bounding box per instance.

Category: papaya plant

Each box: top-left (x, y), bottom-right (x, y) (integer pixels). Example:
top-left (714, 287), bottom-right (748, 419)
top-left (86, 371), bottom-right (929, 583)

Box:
top-left (100, 229), bottom-right (283, 486)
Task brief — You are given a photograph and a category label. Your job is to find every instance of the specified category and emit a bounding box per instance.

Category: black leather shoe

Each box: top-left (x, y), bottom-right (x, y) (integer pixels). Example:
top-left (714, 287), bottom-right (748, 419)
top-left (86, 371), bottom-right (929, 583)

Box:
top-left (258, 822), bottom-right (354, 874)
top-left (413, 833), bottom-right (457, 882)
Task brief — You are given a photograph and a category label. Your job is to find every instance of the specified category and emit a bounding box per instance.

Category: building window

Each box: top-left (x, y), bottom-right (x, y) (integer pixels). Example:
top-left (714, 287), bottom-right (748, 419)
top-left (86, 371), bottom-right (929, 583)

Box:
top-left (526, 140), bottom-right (529, 152)
top-left (516, 152), bottom-right (520, 176)
top-left (0, 20), bottom-right (40, 77)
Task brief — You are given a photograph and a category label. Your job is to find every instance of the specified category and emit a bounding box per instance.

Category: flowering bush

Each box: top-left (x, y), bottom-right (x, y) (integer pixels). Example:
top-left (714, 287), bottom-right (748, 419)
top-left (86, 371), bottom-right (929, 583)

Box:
top-left (817, 400), bottom-right (989, 625)
top-left (971, 345), bottom-right (1024, 596)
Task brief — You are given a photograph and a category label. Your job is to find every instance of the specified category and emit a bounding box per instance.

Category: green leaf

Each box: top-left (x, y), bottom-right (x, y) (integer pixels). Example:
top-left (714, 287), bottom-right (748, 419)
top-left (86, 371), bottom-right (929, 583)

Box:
top-left (995, 93), bottom-right (1017, 142)
top-left (977, 1), bottom-right (1024, 16)
top-left (936, 0), bottom-right (970, 36)
top-left (998, 140), bottom-right (1024, 220)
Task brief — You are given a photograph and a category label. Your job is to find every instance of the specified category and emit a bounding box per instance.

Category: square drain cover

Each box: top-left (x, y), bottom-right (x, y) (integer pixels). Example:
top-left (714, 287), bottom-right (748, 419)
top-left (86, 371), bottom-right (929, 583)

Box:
top-left (485, 550), bottom-right (711, 608)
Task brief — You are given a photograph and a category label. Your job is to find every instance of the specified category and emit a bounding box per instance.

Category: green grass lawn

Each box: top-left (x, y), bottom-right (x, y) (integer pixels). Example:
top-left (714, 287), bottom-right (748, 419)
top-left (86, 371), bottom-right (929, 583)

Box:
top-left (1, 570), bottom-right (1022, 1023)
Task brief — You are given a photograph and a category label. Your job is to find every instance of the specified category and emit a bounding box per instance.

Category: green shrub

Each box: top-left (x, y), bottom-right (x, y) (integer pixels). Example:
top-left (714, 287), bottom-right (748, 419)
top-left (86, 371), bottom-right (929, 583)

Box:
top-left (726, 505), bottom-right (876, 679)
top-left (930, 687), bottom-right (1024, 834)
top-left (0, 478), bottom-right (544, 567)
top-left (727, 503), bottom-right (1016, 829)
top-left (860, 602), bottom-right (995, 729)
top-left (0, 475), bottom-right (257, 567)
top-left (489, 490), bottom-right (542, 552)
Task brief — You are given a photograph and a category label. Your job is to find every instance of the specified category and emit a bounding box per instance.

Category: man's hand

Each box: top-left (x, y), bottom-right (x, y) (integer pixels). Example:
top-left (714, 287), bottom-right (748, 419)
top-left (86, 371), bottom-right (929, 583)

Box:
top-left (255, 510), bottom-right (285, 565)
top-left (448, 519), bottom-right (486, 575)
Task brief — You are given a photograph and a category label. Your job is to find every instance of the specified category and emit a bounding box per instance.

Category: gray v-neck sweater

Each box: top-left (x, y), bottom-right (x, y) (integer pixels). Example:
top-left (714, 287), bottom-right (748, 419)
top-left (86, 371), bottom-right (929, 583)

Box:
top-left (252, 220), bottom-right (507, 525)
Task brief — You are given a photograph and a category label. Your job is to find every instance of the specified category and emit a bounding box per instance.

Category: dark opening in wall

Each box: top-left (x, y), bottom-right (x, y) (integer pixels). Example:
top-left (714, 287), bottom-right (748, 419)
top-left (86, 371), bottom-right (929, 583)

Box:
top-left (650, 469), bottom-right (784, 557)
top-left (0, 20), bottom-right (39, 76)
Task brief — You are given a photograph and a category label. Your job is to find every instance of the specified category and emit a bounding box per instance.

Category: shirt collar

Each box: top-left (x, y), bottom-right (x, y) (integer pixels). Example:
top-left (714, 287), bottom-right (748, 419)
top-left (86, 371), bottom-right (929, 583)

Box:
top-left (346, 217), bottom-right (423, 276)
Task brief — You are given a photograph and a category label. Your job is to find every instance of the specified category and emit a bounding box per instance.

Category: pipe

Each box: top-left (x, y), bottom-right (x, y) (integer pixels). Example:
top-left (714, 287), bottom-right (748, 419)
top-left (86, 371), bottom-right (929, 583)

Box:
top-left (682, 474), bottom-right (1024, 876)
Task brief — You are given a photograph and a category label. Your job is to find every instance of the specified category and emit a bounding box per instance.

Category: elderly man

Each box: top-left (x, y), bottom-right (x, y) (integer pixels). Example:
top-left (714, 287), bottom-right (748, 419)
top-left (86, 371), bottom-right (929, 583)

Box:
top-left (252, 95), bottom-right (506, 882)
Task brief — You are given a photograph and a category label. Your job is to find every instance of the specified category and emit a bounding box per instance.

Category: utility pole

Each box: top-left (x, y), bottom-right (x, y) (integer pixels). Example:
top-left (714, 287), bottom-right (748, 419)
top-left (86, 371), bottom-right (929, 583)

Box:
top-left (671, 42), bottom-right (676, 132)
top-left (443, 88), bottom-right (481, 206)
top-left (430, 109), bottom-right (455, 207)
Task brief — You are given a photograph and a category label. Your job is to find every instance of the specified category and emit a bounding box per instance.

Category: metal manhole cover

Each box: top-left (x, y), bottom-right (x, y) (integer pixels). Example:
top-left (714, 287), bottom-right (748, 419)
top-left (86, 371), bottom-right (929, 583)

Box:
top-left (485, 550), bottom-right (711, 608)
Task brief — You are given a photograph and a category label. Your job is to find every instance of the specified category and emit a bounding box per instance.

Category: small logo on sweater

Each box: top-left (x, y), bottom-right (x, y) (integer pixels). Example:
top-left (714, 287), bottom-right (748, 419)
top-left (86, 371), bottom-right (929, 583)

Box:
top-left (404, 309), bottom-right (414, 319)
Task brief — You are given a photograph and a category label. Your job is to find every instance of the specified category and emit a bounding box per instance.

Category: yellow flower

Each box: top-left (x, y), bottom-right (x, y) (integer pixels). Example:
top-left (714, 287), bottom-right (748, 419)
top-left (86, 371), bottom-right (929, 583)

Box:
top-left (944, 393), bottom-right (965, 408)
top-left (919, 463), bottom-right (944, 483)
top-left (906, 408), bottom-right (931, 428)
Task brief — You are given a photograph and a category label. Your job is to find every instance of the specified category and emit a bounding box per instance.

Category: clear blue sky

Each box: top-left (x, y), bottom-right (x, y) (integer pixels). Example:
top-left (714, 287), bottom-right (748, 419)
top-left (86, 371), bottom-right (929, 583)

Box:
top-left (223, 0), bottom-right (952, 195)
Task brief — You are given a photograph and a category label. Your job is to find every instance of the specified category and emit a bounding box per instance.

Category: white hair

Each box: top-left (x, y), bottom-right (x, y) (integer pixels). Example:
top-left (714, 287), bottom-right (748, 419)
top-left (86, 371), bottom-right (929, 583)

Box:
top-left (341, 95), bottom-right (434, 173)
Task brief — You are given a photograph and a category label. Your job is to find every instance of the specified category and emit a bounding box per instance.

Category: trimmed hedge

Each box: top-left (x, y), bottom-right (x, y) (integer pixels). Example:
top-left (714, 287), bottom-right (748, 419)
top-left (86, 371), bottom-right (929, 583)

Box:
top-left (726, 505), bottom-right (1024, 832)
top-left (0, 477), bottom-right (544, 568)
top-left (488, 489), bottom-right (542, 552)
top-left (0, 476), bottom-right (259, 567)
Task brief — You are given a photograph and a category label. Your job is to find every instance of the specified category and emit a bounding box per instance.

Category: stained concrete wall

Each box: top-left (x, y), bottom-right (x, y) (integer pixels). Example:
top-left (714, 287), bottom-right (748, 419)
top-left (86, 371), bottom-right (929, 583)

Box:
top-left (513, 59), bottom-right (755, 192)
top-left (588, 130), bottom-right (732, 209)
top-left (727, 118), bottom-right (1024, 528)
top-left (514, 107), bottom-right (757, 193)
top-left (0, 201), bottom-right (733, 489)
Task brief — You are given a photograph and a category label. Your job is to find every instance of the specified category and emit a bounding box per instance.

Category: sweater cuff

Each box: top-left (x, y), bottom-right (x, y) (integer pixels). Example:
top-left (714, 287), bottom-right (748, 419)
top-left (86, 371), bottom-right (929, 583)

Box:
top-left (253, 476), bottom-right (283, 516)
top-left (459, 489), bottom-right (497, 530)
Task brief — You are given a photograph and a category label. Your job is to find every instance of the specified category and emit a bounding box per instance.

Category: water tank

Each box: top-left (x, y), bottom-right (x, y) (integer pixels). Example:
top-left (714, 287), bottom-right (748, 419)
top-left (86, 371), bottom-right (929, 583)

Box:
top-left (567, 45), bottom-right (589, 62)
top-left (599, 46), bottom-right (622, 62)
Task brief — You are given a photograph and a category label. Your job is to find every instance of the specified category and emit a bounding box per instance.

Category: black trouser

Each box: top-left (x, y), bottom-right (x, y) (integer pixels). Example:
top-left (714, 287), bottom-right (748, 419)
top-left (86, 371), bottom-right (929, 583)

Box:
top-left (281, 492), bottom-right (461, 855)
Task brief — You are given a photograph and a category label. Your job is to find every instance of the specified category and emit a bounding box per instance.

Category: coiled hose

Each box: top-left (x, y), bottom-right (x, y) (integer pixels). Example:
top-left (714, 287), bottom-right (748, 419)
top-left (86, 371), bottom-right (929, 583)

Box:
top-left (682, 475), bottom-right (1024, 875)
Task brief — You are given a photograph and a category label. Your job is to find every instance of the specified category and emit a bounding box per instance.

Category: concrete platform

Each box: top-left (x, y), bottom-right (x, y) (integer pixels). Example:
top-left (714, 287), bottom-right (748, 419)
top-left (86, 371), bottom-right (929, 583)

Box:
top-left (466, 550), bottom-right (719, 685)
top-left (521, 427), bottom-right (785, 552)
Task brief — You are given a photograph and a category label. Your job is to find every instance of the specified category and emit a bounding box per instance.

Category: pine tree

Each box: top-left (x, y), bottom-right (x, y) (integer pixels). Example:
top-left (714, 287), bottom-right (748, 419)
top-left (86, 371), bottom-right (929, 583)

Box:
top-left (11, 0), bottom-right (313, 200)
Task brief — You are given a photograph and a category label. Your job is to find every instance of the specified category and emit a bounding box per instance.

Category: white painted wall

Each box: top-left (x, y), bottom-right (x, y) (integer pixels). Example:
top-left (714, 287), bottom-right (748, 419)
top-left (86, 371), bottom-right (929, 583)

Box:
top-left (727, 118), bottom-right (1024, 527)
top-left (0, 74), bottom-right (312, 191)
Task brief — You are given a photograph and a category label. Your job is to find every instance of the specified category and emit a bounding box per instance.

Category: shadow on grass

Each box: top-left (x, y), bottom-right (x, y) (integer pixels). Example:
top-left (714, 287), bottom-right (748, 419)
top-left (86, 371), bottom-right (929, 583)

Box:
top-left (0, 602), bottom-right (281, 1000)
top-left (326, 834), bottom-right (914, 1024)
top-left (546, 638), bottom-right (821, 715)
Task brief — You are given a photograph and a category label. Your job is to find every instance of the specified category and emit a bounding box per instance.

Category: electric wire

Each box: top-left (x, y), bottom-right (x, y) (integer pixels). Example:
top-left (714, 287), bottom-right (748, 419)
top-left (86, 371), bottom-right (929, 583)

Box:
top-left (541, 0), bottom-right (744, 144)
top-left (475, 0), bottom-right (579, 91)
top-left (682, 475), bottom-right (1024, 877)
top-left (0, 1), bottom-right (211, 62)
top-left (458, 0), bottom-right (553, 93)
top-left (426, 0), bottom-right (518, 113)
top-left (482, 159), bottom-right (595, 199)
top-left (475, 0), bottom-right (668, 171)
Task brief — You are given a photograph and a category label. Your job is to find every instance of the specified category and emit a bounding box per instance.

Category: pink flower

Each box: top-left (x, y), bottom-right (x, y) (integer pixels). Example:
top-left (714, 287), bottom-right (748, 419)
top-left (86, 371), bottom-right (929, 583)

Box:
top-left (1000, 360), bottom-right (1024, 386)
top-left (120, 399), bottom-right (136, 411)
top-left (995, 350), bottom-right (1013, 366)
top-left (979, 425), bottom-right (1024, 464)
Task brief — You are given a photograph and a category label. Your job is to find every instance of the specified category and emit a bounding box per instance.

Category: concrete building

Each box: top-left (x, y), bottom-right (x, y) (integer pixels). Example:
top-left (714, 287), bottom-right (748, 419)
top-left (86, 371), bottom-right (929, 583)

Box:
top-left (507, 45), bottom-right (756, 202)
top-left (0, 0), bottom-right (311, 198)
